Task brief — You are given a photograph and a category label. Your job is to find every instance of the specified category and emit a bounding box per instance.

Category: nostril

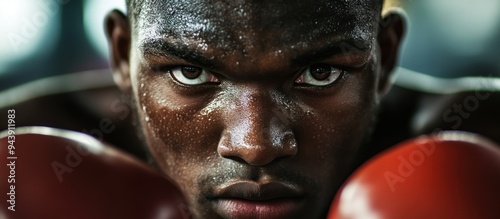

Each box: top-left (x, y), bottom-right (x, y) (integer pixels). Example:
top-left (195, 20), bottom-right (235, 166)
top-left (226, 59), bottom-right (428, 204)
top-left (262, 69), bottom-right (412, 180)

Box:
top-left (219, 155), bottom-right (248, 164)
top-left (282, 132), bottom-right (298, 156)
top-left (217, 129), bottom-right (299, 166)
top-left (217, 142), bottom-right (236, 158)
top-left (218, 145), bottom-right (297, 166)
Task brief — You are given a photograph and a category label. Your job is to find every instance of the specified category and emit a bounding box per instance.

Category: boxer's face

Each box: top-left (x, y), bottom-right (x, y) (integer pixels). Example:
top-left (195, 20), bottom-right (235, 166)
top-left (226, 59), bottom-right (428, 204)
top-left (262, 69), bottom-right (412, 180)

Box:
top-left (107, 0), bottom-right (403, 218)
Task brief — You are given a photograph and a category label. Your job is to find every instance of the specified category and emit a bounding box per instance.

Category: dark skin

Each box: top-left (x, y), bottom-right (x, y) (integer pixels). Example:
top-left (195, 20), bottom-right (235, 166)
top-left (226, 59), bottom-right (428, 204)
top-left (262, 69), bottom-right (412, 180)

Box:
top-left (106, 0), bottom-right (405, 218)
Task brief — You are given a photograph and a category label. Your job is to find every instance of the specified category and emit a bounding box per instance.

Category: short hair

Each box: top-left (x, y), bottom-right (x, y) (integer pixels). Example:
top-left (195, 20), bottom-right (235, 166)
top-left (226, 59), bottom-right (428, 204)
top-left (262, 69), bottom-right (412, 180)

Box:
top-left (125, 0), bottom-right (395, 25)
top-left (125, 0), bottom-right (393, 10)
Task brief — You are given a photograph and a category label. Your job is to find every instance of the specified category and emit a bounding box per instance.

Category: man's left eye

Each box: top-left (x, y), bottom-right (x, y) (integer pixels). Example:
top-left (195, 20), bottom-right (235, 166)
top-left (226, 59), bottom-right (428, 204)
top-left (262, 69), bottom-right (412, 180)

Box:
top-left (170, 66), bottom-right (220, 85)
top-left (295, 64), bottom-right (343, 87)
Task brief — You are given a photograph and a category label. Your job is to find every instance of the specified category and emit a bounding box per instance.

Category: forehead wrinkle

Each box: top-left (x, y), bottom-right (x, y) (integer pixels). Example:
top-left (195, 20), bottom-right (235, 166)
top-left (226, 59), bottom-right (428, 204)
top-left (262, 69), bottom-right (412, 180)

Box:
top-left (134, 0), bottom-right (380, 68)
top-left (135, 0), bottom-right (257, 54)
top-left (247, 0), bottom-right (379, 44)
top-left (240, 1), bottom-right (379, 55)
top-left (133, 0), bottom-right (380, 33)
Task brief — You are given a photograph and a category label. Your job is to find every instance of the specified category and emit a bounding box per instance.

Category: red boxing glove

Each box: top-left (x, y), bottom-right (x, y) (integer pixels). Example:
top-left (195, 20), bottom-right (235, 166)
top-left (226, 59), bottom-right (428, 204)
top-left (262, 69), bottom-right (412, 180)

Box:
top-left (328, 131), bottom-right (500, 219)
top-left (0, 127), bottom-right (190, 219)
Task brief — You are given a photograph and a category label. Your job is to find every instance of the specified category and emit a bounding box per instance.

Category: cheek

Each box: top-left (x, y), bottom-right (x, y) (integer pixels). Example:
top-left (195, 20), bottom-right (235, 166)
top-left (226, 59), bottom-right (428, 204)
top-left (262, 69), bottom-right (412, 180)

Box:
top-left (294, 67), bottom-right (378, 182)
top-left (133, 70), bottom-right (220, 198)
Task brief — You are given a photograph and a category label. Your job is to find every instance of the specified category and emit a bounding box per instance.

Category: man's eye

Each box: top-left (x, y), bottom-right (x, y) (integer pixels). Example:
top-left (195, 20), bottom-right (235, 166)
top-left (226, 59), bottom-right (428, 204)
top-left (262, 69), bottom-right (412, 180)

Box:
top-left (295, 64), bottom-right (343, 87)
top-left (170, 66), bottom-right (220, 85)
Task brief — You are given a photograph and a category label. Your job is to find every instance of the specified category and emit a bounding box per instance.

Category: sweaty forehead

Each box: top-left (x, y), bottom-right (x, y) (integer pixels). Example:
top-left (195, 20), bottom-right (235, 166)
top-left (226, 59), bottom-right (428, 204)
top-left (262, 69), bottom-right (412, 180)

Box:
top-left (133, 0), bottom-right (381, 56)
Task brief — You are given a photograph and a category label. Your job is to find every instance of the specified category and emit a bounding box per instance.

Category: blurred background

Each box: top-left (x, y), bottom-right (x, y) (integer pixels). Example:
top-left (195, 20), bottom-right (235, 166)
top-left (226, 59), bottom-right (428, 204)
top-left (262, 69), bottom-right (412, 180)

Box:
top-left (0, 0), bottom-right (125, 90)
top-left (401, 0), bottom-right (500, 78)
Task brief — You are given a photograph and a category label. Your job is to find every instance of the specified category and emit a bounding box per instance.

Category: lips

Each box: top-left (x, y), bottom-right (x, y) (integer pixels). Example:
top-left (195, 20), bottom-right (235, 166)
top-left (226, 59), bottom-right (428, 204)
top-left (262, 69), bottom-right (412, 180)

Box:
top-left (209, 181), bottom-right (305, 219)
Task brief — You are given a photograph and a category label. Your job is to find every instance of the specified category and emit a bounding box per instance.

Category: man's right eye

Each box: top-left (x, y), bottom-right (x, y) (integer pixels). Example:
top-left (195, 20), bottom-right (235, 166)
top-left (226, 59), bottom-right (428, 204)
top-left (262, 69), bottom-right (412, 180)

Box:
top-left (169, 66), bottom-right (220, 85)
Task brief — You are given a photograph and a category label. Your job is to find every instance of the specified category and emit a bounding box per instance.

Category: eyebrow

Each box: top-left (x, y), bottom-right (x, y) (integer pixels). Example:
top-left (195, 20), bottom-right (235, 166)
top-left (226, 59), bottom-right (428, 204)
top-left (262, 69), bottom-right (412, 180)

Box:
top-left (292, 41), bottom-right (372, 66)
top-left (139, 39), bottom-right (215, 68)
top-left (140, 38), bottom-right (371, 69)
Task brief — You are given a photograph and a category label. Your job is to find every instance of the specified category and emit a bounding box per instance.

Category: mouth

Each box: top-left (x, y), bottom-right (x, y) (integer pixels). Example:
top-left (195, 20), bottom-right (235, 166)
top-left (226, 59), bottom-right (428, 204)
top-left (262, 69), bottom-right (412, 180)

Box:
top-left (208, 181), bottom-right (305, 219)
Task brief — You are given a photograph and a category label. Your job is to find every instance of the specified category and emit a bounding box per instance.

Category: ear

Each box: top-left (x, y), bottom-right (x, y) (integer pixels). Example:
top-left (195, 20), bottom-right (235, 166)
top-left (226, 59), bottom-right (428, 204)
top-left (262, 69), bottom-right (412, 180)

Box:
top-left (377, 11), bottom-right (406, 97)
top-left (105, 10), bottom-right (132, 93)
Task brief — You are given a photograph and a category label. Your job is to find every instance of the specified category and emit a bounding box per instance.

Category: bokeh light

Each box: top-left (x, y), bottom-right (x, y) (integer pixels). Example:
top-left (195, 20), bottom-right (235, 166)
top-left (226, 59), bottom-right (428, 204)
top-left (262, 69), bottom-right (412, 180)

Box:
top-left (423, 0), bottom-right (500, 56)
top-left (0, 0), bottom-right (61, 74)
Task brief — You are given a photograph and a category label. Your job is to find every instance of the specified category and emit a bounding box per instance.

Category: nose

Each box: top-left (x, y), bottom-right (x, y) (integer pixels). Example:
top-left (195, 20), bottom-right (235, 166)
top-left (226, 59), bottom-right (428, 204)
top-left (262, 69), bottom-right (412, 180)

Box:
top-left (217, 88), bottom-right (298, 166)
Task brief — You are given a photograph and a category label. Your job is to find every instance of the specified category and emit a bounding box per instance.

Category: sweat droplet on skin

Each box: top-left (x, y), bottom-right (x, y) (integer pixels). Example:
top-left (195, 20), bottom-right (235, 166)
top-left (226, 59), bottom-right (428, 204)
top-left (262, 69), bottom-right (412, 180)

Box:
top-left (158, 99), bottom-right (167, 105)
